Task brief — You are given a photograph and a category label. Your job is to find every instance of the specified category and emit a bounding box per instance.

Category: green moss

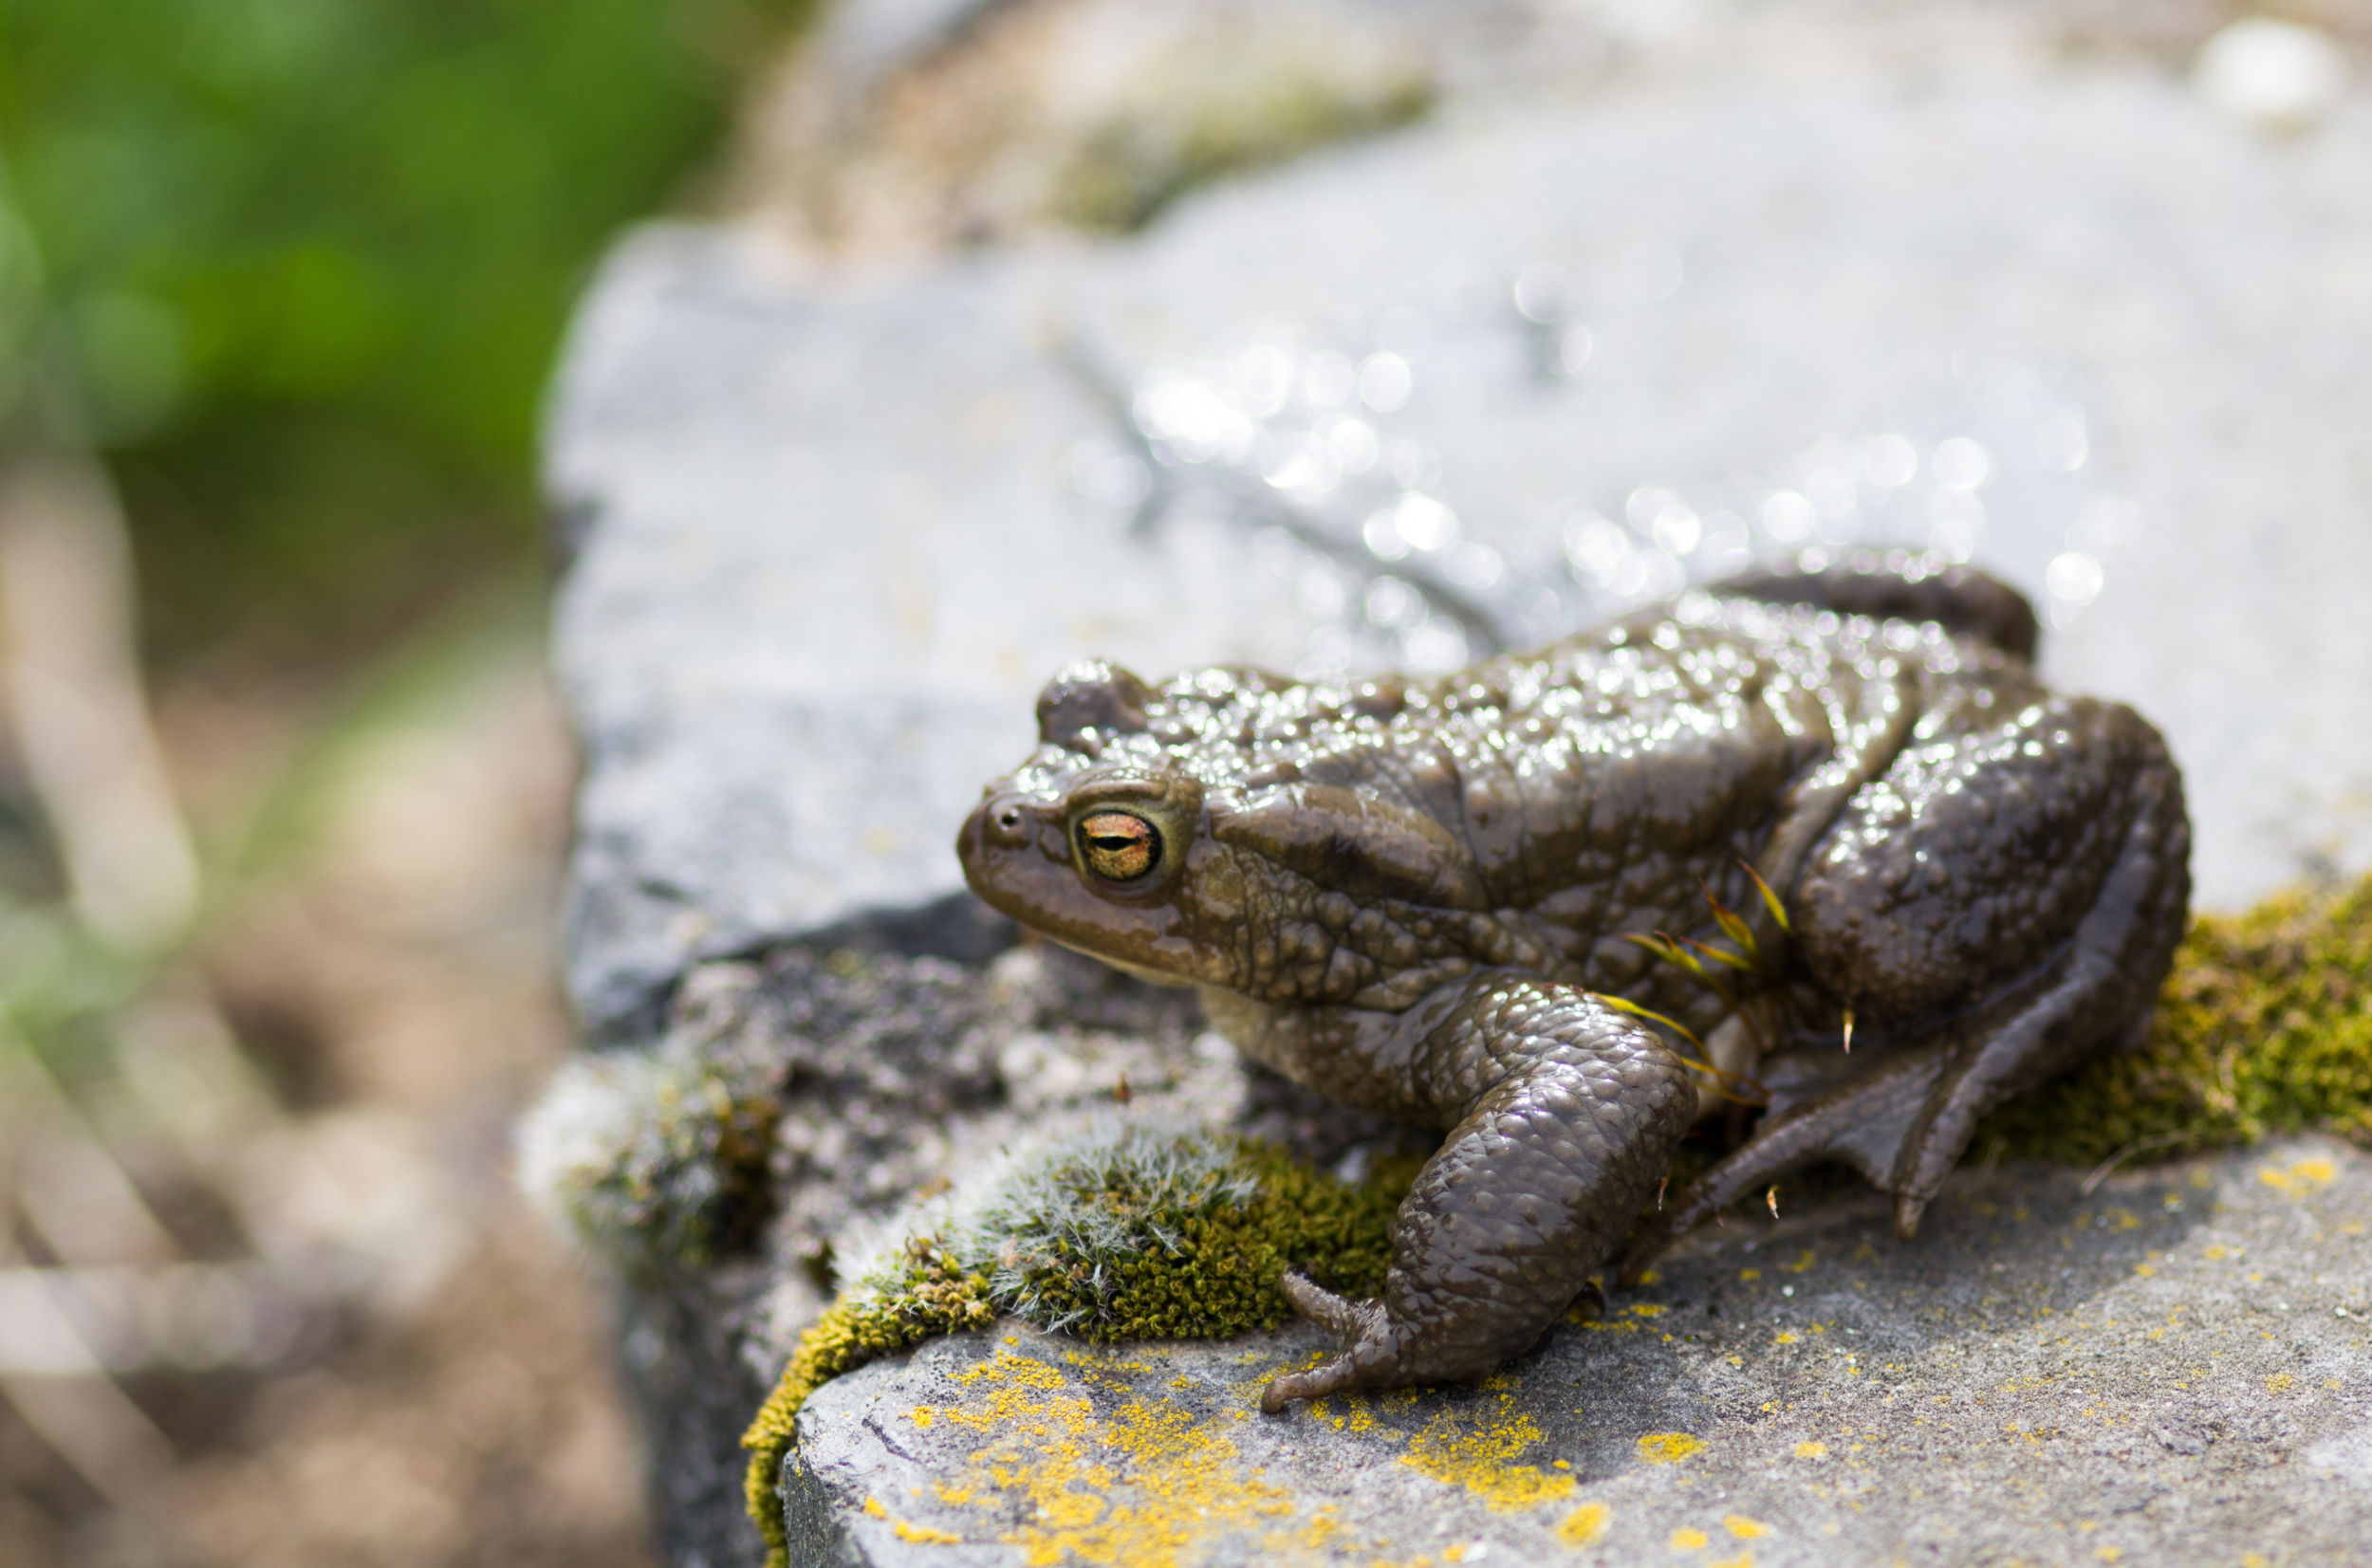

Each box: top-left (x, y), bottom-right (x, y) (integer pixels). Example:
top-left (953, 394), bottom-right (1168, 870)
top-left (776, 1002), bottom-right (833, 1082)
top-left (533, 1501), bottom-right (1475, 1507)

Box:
top-left (740, 1245), bottom-right (996, 1568)
top-left (1051, 56), bottom-right (1432, 232)
top-left (739, 1123), bottom-right (1416, 1568)
top-left (593, 1073), bottom-right (780, 1265)
top-left (1978, 872), bottom-right (2372, 1165)
top-left (519, 1048), bottom-right (781, 1272)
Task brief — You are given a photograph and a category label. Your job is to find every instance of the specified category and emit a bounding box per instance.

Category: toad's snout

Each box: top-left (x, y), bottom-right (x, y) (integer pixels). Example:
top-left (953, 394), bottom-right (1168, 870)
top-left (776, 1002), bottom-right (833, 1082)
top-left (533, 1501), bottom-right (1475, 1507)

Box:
top-left (974, 789), bottom-right (1034, 850)
top-left (957, 788), bottom-right (1066, 900)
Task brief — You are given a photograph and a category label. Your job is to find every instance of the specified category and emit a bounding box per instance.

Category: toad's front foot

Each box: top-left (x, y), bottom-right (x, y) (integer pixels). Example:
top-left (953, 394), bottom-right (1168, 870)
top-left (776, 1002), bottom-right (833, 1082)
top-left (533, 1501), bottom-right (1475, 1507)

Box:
top-left (1258, 1276), bottom-right (1411, 1412)
top-left (1259, 976), bottom-right (1695, 1412)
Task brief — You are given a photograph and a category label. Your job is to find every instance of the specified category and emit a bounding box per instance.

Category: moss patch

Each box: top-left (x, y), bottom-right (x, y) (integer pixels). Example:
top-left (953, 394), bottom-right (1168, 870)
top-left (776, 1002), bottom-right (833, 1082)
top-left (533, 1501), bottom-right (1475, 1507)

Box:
top-left (515, 1047), bottom-right (780, 1271)
top-left (1978, 872), bottom-right (2372, 1165)
top-left (740, 1122), bottom-right (1415, 1568)
top-left (1050, 50), bottom-right (1432, 232)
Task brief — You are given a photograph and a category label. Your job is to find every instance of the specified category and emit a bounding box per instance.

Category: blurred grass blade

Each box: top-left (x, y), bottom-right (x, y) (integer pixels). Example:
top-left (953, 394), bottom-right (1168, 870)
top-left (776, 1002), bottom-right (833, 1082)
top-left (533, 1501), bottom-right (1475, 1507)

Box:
top-left (0, 454), bottom-right (198, 953)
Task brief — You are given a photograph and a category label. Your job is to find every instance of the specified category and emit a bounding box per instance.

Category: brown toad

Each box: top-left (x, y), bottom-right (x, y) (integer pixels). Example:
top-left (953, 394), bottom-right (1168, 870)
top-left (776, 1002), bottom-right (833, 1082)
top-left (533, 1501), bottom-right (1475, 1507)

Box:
top-left (957, 553), bottom-right (2188, 1411)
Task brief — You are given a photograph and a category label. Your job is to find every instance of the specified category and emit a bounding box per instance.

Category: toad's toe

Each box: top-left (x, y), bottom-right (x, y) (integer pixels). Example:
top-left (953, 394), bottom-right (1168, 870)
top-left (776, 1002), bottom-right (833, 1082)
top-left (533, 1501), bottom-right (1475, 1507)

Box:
top-left (1261, 1275), bottom-right (1400, 1413)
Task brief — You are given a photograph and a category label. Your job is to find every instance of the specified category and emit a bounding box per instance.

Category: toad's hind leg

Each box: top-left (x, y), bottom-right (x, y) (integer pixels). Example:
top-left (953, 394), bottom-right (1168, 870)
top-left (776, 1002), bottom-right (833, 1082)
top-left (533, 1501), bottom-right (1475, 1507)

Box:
top-left (1260, 977), bottom-right (1694, 1413)
top-left (1621, 698), bottom-right (2189, 1282)
top-left (1884, 739), bottom-right (2189, 1234)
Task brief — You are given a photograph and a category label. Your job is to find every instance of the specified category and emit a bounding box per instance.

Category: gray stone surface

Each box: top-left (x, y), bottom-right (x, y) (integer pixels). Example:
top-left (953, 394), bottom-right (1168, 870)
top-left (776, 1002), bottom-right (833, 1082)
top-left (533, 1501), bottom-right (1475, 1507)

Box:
top-left (787, 1137), bottom-right (2372, 1567)
top-left (550, 67), bottom-right (2372, 1042)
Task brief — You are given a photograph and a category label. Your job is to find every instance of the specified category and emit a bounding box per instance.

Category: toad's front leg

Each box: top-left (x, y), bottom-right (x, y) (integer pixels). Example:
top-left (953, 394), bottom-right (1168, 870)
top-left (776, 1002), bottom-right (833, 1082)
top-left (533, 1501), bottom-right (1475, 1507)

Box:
top-left (1260, 975), bottom-right (1696, 1413)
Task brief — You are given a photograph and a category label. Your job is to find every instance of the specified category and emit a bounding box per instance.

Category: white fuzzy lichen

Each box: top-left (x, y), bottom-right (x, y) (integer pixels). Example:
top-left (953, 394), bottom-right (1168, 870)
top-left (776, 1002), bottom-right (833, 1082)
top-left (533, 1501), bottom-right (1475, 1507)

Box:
top-left (831, 1112), bottom-right (1258, 1330)
top-left (512, 1043), bottom-right (778, 1267)
top-left (513, 1048), bottom-right (671, 1243)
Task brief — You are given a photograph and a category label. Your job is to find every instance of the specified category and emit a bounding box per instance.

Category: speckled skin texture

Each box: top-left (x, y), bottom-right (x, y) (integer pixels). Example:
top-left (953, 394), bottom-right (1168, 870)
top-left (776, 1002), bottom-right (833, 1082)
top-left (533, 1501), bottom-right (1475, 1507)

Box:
top-left (956, 555), bottom-right (2190, 1411)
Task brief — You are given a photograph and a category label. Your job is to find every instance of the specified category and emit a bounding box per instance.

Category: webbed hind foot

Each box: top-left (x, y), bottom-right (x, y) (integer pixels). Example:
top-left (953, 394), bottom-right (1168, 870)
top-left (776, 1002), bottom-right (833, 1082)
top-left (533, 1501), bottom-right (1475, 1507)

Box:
top-left (1618, 1040), bottom-right (1950, 1283)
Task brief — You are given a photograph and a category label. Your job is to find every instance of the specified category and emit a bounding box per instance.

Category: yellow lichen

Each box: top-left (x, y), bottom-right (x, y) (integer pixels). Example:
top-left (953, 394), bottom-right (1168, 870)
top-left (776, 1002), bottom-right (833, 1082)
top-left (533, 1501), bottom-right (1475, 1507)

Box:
top-left (1261, 1509), bottom-right (1343, 1556)
top-left (740, 1247), bottom-right (1000, 1567)
top-left (935, 1348), bottom-right (1301, 1567)
top-left (1637, 1432), bottom-right (1706, 1465)
top-left (740, 1134), bottom-right (1416, 1565)
top-left (2258, 1155), bottom-right (2337, 1195)
top-left (1556, 1502), bottom-right (1611, 1545)
top-left (1397, 1389), bottom-right (1578, 1512)
top-left (858, 1494), bottom-right (962, 1544)
top-left (1671, 1525), bottom-right (1710, 1548)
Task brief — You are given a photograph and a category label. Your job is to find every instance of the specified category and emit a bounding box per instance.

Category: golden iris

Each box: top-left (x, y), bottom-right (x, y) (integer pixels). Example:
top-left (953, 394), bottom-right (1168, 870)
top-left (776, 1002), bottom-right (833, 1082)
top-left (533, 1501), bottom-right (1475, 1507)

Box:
top-left (1078, 811), bottom-right (1160, 880)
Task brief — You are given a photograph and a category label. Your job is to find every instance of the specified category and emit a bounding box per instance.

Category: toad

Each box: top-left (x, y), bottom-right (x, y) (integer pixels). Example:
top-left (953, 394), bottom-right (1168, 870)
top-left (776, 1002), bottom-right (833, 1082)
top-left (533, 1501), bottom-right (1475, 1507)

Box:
top-left (957, 553), bottom-right (2188, 1411)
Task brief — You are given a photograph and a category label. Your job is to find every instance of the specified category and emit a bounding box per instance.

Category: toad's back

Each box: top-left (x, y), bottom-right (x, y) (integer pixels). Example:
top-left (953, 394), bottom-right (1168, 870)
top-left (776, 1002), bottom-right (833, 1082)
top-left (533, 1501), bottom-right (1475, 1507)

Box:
top-left (1025, 592), bottom-right (2041, 987)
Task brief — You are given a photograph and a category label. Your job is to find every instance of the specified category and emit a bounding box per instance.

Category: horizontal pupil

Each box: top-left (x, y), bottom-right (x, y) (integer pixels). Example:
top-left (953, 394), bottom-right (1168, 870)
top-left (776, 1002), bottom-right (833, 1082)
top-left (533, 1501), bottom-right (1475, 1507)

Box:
top-left (1080, 814), bottom-right (1157, 877)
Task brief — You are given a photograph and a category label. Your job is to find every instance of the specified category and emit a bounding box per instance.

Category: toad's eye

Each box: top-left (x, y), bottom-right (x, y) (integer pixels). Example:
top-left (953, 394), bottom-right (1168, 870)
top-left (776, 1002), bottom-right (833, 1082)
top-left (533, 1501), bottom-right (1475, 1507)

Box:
top-left (1077, 811), bottom-right (1160, 881)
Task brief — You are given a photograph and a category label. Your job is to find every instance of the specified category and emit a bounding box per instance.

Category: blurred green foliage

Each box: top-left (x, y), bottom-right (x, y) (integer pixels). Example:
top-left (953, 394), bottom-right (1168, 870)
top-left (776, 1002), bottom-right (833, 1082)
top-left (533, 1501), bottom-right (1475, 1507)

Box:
top-left (0, 0), bottom-right (808, 662)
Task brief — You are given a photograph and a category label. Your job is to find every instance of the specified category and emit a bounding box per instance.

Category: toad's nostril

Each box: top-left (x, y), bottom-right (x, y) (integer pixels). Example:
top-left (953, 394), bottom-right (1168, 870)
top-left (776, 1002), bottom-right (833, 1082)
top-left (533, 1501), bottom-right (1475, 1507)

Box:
top-left (978, 800), bottom-right (1033, 848)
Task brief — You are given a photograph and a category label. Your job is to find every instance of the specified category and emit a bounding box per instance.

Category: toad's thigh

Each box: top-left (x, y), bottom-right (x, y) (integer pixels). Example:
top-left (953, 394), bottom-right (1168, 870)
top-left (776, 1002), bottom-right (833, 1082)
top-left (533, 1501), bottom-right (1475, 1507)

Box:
top-left (1790, 695), bottom-right (2177, 1022)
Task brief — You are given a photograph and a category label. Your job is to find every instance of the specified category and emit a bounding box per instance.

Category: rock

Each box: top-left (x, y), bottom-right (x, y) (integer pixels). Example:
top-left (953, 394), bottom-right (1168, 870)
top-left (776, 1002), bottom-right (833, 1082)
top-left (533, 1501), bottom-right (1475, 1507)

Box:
top-left (785, 1137), bottom-right (2372, 1567)
top-left (540, 16), bottom-right (2372, 1567)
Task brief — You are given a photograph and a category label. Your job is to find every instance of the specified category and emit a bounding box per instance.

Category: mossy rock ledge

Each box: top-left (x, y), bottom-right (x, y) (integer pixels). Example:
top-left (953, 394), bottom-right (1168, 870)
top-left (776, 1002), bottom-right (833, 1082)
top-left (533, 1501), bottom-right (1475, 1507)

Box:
top-left (780, 1134), bottom-right (2370, 1568)
top-left (735, 877), bottom-right (2372, 1567)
